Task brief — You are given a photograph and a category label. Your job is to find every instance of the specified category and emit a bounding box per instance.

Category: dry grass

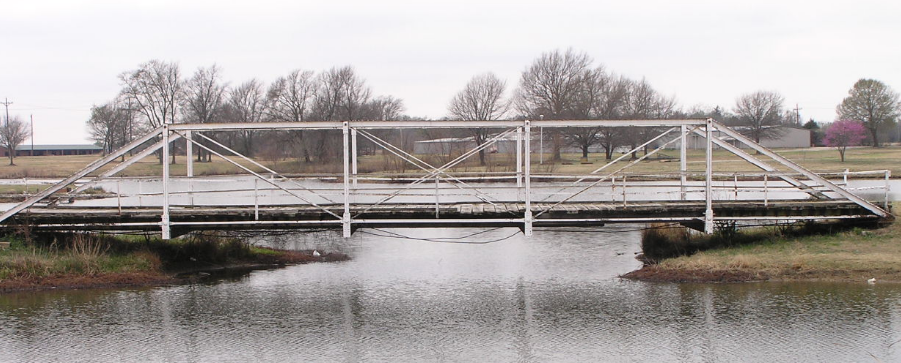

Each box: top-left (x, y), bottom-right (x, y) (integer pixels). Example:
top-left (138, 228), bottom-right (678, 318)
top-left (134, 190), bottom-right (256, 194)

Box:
top-left (656, 206), bottom-right (901, 282)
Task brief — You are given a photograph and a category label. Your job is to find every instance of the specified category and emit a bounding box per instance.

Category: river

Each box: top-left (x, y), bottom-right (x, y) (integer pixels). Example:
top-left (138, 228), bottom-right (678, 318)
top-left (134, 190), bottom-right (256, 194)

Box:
top-left (0, 227), bottom-right (899, 362)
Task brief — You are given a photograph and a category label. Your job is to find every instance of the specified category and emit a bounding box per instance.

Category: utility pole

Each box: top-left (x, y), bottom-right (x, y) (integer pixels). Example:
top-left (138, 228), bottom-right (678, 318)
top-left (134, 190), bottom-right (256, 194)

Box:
top-left (794, 104), bottom-right (801, 126)
top-left (1, 98), bottom-right (11, 126)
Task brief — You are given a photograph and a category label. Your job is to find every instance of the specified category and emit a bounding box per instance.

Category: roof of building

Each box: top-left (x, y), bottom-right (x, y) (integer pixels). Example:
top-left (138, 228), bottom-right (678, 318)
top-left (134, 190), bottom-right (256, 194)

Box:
top-left (13, 144), bottom-right (103, 151)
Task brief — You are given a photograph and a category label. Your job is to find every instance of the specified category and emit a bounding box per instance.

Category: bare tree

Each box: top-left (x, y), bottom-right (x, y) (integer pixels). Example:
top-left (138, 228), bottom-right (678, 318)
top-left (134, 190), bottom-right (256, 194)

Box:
top-left (837, 78), bottom-right (900, 147)
top-left (622, 78), bottom-right (660, 158)
top-left (313, 66), bottom-right (372, 121)
top-left (310, 66), bottom-right (372, 161)
top-left (183, 65), bottom-right (227, 162)
top-left (594, 75), bottom-right (630, 160)
top-left (119, 60), bottom-right (182, 128)
top-left (87, 97), bottom-right (141, 161)
top-left (119, 60), bottom-right (182, 164)
top-left (1, 116), bottom-right (31, 166)
top-left (516, 49), bottom-right (592, 161)
top-left (448, 73), bottom-right (509, 165)
top-left (733, 90), bottom-right (785, 143)
top-left (225, 79), bottom-right (267, 157)
top-left (364, 95), bottom-right (405, 121)
top-left (267, 69), bottom-right (317, 162)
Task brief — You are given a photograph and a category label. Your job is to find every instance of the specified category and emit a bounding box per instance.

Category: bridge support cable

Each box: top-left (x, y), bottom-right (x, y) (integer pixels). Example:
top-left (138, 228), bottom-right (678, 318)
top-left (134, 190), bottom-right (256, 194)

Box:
top-left (533, 128), bottom-right (689, 219)
top-left (188, 131), bottom-right (339, 204)
top-left (710, 121), bottom-right (890, 218)
top-left (690, 128), bottom-right (827, 200)
top-left (351, 128), bottom-right (518, 218)
top-left (354, 129), bottom-right (510, 211)
top-left (177, 132), bottom-right (343, 221)
top-left (0, 125), bottom-right (167, 225)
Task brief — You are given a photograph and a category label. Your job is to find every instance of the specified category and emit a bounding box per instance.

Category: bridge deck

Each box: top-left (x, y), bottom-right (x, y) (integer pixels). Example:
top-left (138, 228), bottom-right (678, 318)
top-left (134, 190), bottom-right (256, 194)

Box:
top-left (8, 200), bottom-right (878, 233)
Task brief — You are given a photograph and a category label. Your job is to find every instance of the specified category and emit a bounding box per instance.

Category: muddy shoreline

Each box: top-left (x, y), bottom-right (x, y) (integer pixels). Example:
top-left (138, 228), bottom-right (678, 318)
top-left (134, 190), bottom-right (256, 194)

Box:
top-left (621, 265), bottom-right (901, 284)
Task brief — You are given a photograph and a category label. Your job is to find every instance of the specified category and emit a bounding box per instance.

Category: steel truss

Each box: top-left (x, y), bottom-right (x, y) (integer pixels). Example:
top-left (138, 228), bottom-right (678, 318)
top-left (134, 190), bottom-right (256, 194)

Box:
top-left (0, 119), bottom-right (891, 239)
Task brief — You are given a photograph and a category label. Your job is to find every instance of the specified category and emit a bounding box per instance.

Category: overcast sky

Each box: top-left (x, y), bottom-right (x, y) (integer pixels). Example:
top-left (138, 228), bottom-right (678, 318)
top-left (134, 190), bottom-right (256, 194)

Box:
top-left (2, 0), bottom-right (900, 144)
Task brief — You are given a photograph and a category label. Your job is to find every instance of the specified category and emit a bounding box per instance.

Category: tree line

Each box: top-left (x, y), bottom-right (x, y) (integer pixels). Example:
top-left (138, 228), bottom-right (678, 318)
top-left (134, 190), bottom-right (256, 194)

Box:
top-left (84, 49), bottom-right (901, 166)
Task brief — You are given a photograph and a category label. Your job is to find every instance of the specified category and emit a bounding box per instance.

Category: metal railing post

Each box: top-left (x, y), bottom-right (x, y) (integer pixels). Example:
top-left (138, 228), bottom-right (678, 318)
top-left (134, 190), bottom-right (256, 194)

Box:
top-left (733, 173), bottom-right (739, 200)
top-left (342, 122), bottom-right (351, 237)
top-left (186, 130), bottom-right (193, 177)
top-left (886, 170), bottom-right (891, 210)
top-left (162, 124), bottom-right (171, 239)
top-left (524, 120), bottom-right (533, 237)
top-left (611, 176), bottom-right (616, 202)
top-left (117, 180), bottom-right (122, 215)
top-left (254, 178), bottom-right (259, 221)
top-left (764, 174), bottom-right (769, 207)
top-left (704, 119), bottom-right (714, 234)
top-left (680, 124), bottom-right (687, 200)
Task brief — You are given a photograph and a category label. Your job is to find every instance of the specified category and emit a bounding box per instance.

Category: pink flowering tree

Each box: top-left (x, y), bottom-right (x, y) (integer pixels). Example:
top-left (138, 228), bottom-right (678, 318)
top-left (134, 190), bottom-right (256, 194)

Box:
top-left (824, 120), bottom-right (867, 162)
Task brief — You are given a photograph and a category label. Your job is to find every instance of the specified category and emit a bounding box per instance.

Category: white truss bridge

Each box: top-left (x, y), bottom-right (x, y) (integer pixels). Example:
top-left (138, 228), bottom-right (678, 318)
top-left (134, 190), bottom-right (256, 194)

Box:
top-left (0, 119), bottom-right (892, 239)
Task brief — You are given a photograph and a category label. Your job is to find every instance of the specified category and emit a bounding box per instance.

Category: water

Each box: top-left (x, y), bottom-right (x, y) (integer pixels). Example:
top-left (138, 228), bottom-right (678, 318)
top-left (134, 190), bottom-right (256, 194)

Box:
top-left (1, 227), bottom-right (900, 362)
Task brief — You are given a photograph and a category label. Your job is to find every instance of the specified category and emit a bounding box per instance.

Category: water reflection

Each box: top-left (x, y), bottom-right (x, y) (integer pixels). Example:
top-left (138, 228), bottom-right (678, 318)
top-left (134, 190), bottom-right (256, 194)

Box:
top-left (0, 227), bottom-right (899, 362)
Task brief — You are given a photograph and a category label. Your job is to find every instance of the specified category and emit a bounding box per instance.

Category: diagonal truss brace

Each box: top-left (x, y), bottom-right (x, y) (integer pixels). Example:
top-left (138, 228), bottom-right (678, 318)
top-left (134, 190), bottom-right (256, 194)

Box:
top-left (708, 120), bottom-right (890, 218)
top-left (355, 129), bottom-right (509, 211)
top-left (352, 128), bottom-right (518, 218)
top-left (690, 128), bottom-right (827, 200)
top-left (72, 134), bottom-right (183, 194)
top-left (0, 126), bottom-right (168, 224)
top-left (177, 131), bottom-right (343, 220)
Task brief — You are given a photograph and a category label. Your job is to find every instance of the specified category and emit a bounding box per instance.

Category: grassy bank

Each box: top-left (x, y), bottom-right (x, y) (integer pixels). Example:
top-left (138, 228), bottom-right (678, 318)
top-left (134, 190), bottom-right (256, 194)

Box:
top-left (624, 207), bottom-right (900, 283)
top-left (0, 232), bottom-right (347, 292)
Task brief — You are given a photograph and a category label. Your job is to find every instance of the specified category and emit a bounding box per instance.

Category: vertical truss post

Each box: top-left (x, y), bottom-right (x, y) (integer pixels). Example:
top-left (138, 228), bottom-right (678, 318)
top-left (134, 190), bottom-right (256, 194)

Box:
top-left (764, 174), bottom-right (769, 207)
top-left (342, 122), bottom-right (351, 237)
top-left (254, 178), bottom-right (259, 221)
top-left (523, 121), bottom-right (533, 237)
top-left (516, 126), bottom-right (523, 188)
top-left (186, 130), bottom-right (194, 178)
top-left (680, 125), bottom-right (687, 200)
top-left (886, 170), bottom-right (891, 210)
top-left (162, 124), bottom-right (171, 239)
top-left (704, 119), bottom-right (714, 234)
top-left (351, 128), bottom-right (358, 188)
